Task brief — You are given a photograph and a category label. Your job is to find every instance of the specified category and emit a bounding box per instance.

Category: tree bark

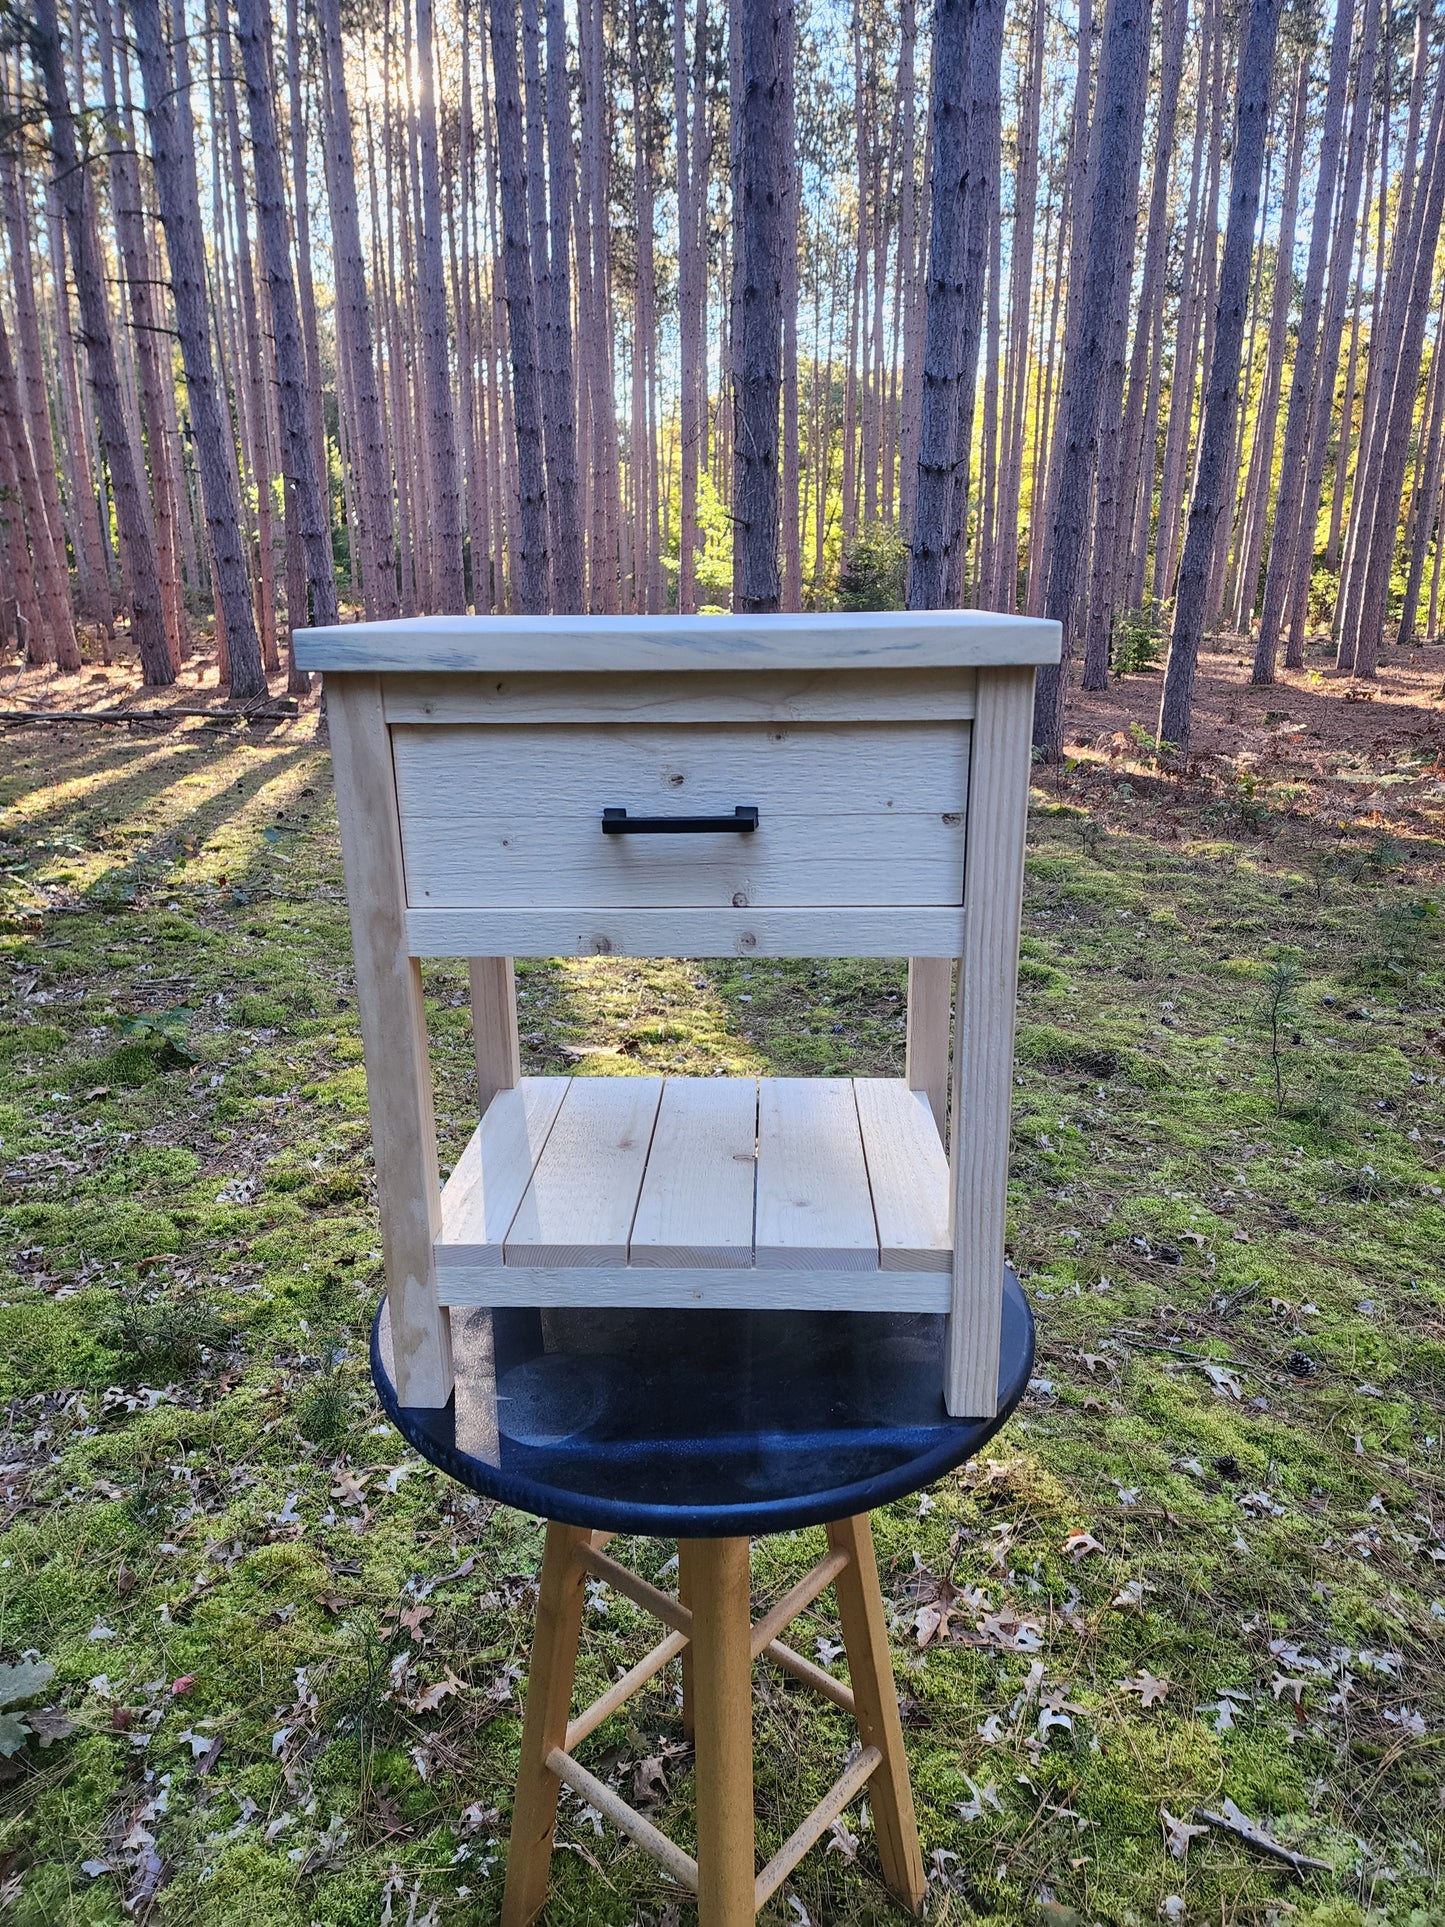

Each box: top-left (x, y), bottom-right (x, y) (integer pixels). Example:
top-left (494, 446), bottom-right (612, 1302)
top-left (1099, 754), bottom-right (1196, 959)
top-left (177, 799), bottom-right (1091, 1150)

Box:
top-left (1158, 0), bottom-right (1284, 757)
top-left (541, 0), bottom-right (585, 612)
top-left (128, 0), bottom-right (267, 697)
top-left (731, 0), bottom-right (792, 613)
top-left (1252, 0), bottom-right (1359, 679)
top-left (0, 146), bottom-right (78, 667)
top-left (1032, 0), bottom-right (1150, 756)
top-left (237, 0), bottom-right (336, 659)
top-left (414, 0), bottom-right (467, 611)
top-left (1344, 53), bottom-right (1445, 677)
top-left (908, 0), bottom-right (975, 610)
top-left (32, 0), bottom-right (175, 687)
top-left (488, 0), bottom-right (552, 611)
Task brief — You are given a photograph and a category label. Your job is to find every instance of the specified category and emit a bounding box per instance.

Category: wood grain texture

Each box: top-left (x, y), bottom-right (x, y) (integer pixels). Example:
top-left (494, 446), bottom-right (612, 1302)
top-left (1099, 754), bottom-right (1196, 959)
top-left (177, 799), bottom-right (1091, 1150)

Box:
top-left (756, 1078), bottom-right (879, 1270)
top-left (854, 1079), bottom-right (952, 1270)
top-left (405, 905), bottom-right (968, 958)
top-left (947, 665), bottom-right (1036, 1417)
top-left (826, 1513), bottom-right (927, 1914)
top-left (629, 1077), bottom-right (758, 1265)
top-left (393, 718), bottom-right (968, 815)
top-left (679, 1536), bottom-right (756, 1926)
top-left (437, 1078), bottom-right (571, 1260)
top-left (401, 814), bottom-right (965, 909)
top-left (393, 720), bottom-right (969, 909)
top-left (906, 957), bottom-right (955, 1138)
top-left (468, 956), bottom-right (521, 1115)
top-left (433, 1263), bottom-right (951, 1310)
top-left (382, 666), bottom-right (978, 725)
top-left (503, 1076), bottom-right (663, 1265)
top-left (295, 608), bottom-right (1063, 673)
top-left (499, 1522), bottom-right (594, 1927)
top-left (325, 675), bottom-right (452, 1408)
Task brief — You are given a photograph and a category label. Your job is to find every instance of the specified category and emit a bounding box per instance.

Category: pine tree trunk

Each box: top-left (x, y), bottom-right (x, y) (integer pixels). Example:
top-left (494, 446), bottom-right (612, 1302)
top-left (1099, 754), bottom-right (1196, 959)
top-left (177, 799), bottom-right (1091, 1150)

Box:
top-left (217, 8), bottom-right (279, 673)
top-left (1232, 49), bottom-right (1309, 635)
top-left (414, 0), bottom-right (467, 611)
top-left (731, 0), bottom-right (792, 614)
top-left (1252, 0), bottom-right (1360, 679)
top-left (128, 0), bottom-right (268, 697)
top-left (0, 307), bottom-right (77, 667)
top-left (99, 0), bottom-right (184, 670)
top-left (0, 146), bottom-right (79, 666)
top-left (542, 0), bottom-right (584, 611)
top-left (1345, 58), bottom-right (1445, 677)
top-left (1153, 0), bottom-right (1218, 602)
top-left (33, 0), bottom-right (175, 686)
top-left (995, 0), bottom-right (1046, 611)
top-left (0, 394), bottom-right (48, 660)
top-left (488, 0), bottom-right (552, 611)
top-left (1158, 0), bottom-right (1283, 757)
top-left (1032, 0), bottom-right (1150, 756)
top-left (780, 18), bottom-right (801, 612)
top-left (674, 0), bottom-right (699, 611)
top-left (1397, 308), bottom-right (1445, 646)
top-left (908, 0), bottom-right (974, 611)
top-left (237, 0), bottom-right (336, 657)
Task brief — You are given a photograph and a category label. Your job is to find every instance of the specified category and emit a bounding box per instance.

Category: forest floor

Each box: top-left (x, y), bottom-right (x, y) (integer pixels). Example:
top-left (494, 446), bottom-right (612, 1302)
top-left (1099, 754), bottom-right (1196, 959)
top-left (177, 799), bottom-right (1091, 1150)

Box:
top-left (0, 631), bottom-right (1443, 1926)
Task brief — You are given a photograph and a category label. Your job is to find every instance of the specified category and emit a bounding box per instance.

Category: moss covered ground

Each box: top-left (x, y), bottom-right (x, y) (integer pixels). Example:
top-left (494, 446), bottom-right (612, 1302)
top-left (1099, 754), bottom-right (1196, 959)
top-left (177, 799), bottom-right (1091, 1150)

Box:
top-left (0, 661), bottom-right (1442, 1925)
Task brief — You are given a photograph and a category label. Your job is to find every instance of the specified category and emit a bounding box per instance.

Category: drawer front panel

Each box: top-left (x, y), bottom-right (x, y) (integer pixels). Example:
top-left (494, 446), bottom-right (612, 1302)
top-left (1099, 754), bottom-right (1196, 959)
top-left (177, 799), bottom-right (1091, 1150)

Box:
top-left (392, 720), bottom-right (970, 909)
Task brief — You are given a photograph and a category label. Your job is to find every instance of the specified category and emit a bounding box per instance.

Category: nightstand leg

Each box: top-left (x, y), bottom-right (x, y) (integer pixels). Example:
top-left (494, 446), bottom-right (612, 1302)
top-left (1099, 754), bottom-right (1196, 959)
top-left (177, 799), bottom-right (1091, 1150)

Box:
top-left (501, 1522), bottom-right (593, 1927)
top-left (681, 1536), bottom-right (755, 1926)
top-left (827, 1513), bottom-right (927, 1915)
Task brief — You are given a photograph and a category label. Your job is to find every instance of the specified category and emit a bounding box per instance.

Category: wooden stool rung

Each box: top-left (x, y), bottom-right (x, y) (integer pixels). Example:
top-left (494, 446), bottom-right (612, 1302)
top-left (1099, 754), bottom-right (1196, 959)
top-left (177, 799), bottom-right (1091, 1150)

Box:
top-left (565, 1628), bottom-right (690, 1751)
top-left (760, 1638), bottom-right (856, 1714)
top-left (546, 1746), bottom-right (700, 1893)
top-left (748, 1546), bottom-right (851, 1657)
top-left (753, 1745), bottom-right (883, 1910)
top-left (581, 1544), bottom-right (693, 1634)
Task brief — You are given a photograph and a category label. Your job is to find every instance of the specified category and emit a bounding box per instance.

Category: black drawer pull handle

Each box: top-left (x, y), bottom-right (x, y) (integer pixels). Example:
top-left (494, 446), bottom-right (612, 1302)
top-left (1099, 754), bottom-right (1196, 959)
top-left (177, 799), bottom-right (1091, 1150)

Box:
top-left (602, 805), bottom-right (760, 835)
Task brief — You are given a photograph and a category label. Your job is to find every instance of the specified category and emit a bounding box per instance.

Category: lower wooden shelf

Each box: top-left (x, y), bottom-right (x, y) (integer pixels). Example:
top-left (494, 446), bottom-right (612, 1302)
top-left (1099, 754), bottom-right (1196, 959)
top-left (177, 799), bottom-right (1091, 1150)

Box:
top-left (434, 1073), bottom-right (953, 1311)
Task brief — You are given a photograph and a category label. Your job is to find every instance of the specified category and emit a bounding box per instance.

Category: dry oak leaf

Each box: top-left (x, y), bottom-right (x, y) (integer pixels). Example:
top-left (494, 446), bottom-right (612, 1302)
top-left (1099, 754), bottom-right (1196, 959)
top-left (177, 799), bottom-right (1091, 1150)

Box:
top-left (1161, 1807), bottom-right (1210, 1859)
top-left (1063, 1530), bottom-right (1106, 1560)
top-left (1119, 1671), bottom-right (1170, 1707)
top-left (407, 1667), bottom-right (465, 1714)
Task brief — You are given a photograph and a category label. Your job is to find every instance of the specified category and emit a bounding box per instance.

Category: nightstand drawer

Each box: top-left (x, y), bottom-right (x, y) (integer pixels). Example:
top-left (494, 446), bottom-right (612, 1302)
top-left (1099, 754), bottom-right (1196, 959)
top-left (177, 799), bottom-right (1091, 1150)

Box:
top-left (391, 720), bottom-right (970, 909)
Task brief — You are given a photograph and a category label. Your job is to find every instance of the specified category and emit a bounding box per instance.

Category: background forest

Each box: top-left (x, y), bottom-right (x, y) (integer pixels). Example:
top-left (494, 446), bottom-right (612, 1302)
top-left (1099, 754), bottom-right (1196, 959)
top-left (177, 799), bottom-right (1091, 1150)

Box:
top-left (2, 0), bottom-right (1445, 755)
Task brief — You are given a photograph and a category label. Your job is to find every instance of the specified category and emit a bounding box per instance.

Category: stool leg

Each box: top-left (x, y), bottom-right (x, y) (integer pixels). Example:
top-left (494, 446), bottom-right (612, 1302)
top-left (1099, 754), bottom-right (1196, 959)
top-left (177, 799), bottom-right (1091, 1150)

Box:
top-left (678, 1548), bottom-right (695, 1742)
top-left (680, 1536), bottom-right (755, 1926)
top-left (827, 1513), bottom-right (927, 1915)
top-left (501, 1521), bottom-right (593, 1927)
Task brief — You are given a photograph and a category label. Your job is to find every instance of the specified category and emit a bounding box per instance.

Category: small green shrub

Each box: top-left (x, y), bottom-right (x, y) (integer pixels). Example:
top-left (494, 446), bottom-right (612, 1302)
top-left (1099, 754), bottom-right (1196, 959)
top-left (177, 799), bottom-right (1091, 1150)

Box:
top-left (835, 521), bottom-right (908, 611)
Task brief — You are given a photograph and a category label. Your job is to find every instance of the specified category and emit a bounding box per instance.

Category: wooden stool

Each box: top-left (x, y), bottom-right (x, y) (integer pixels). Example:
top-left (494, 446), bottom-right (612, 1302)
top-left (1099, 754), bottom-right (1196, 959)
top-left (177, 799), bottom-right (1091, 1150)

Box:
top-left (502, 1516), bottom-right (926, 1926)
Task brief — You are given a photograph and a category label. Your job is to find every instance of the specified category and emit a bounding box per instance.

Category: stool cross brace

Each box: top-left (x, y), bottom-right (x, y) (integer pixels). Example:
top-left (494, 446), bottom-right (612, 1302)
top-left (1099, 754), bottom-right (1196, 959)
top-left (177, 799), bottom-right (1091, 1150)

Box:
top-left (501, 1512), bottom-right (927, 1925)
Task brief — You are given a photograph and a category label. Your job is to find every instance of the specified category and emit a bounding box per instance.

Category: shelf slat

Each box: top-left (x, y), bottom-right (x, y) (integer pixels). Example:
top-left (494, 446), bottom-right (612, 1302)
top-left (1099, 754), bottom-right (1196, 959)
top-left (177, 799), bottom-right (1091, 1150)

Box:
top-left (629, 1077), bottom-right (758, 1266)
top-left (756, 1078), bottom-right (879, 1271)
top-left (503, 1077), bottom-right (664, 1265)
top-left (853, 1079), bottom-right (952, 1271)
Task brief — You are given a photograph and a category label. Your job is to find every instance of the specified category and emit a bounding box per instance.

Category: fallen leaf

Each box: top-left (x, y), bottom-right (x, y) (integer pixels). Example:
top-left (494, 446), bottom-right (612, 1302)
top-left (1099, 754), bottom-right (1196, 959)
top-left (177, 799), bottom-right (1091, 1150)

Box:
top-left (1161, 1807), bottom-right (1210, 1858)
top-left (408, 1668), bottom-right (464, 1714)
top-left (1119, 1671), bottom-right (1170, 1707)
top-left (1063, 1531), bottom-right (1105, 1560)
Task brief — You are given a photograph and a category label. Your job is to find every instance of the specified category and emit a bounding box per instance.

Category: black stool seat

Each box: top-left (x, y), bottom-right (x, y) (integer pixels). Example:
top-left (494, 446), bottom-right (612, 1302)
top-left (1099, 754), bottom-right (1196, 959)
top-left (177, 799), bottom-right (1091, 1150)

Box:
top-left (371, 1271), bottom-right (1034, 1537)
